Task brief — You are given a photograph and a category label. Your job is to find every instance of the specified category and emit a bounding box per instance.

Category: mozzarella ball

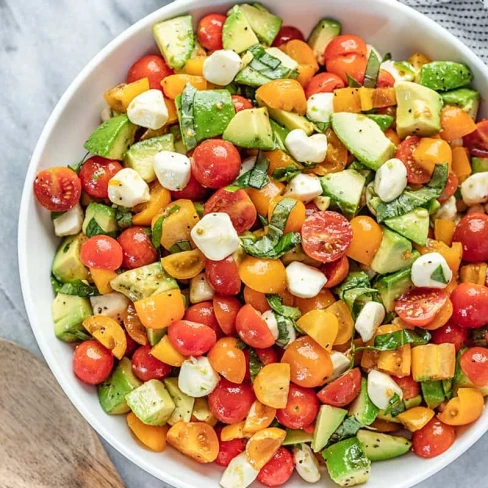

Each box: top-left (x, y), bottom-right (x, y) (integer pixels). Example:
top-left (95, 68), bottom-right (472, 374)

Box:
top-left (286, 261), bottom-right (327, 299)
top-left (411, 252), bottom-right (453, 289)
top-left (108, 168), bottom-right (150, 207)
top-left (127, 89), bottom-right (169, 129)
top-left (154, 151), bottom-right (191, 191)
top-left (178, 357), bottom-right (219, 398)
top-left (374, 158), bottom-right (408, 202)
top-left (203, 50), bottom-right (242, 86)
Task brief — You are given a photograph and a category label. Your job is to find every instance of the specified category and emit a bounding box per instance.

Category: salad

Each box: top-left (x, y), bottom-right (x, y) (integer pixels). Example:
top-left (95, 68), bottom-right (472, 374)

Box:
top-left (33, 3), bottom-right (488, 487)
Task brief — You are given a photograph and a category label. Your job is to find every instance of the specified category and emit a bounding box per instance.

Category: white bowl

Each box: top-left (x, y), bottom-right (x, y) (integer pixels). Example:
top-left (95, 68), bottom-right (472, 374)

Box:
top-left (19, 0), bottom-right (488, 487)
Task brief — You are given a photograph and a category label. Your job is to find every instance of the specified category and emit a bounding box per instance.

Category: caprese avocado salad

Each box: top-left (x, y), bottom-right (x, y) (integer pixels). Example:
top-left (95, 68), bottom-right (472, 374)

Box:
top-left (33, 4), bottom-right (488, 487)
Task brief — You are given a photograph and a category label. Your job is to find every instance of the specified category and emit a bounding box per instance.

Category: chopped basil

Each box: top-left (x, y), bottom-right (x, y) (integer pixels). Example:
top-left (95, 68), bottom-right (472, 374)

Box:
top-left (228, 151), bottom-right (270, 190)
top-left (364, 50), bottom-right (381, 88)
top-left (266, 294), bottom-right (301, 321)
top-left (384, 393), bottom-right (405, 417)
top-left (272, 165), bottom-right (301, 183)
top-left (59, 280), bottom-right (100, 297)
top-left (357, 328), bottom-right (431, 352)
top-left (328, 417), bottom-right (363, 445)
top-left (343, 287), bottom-right (380, 320)
top-left (430, 264), bottom-right (449, 284)
top-left (180, 83), bottom-right (198, 150)
top-left (115, 206), bottom-right (133, 229)
top-left (258, 214), bottom-right (269, 227)
top-left (347, 73), bottom-right (362, 87)
top-left (194, 202), bottom-right (205, 218)
top-left (335, 271), bottom-right (371, 299)
top-left (382, 52), bottom-right (392, 63)
top-left (85, 218), bottom-right (118, 238)
top-left (275, 314), bottom-right (292, 348)
top-left (248, 349), bottom-right (263, 382)
top-left (51, 275), bottom-right (62, 293)
top-left (169, 240), bottom-right (192, 253)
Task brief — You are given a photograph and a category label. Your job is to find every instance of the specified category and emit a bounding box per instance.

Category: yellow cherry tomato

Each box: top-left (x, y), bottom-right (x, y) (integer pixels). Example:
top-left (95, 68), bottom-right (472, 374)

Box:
top-left (244, 400), bottom-right (277, 434)
top-left (167, 422), bottom-right (219, 463)
top-left (346, 216), bottom-right (383, 266)
top-left (132, 182), bottom-right (172, 226)
top-left (134, 289), bottom-right (185, 329)
top-left (151, 335), bottom-right (185, 367)
top-left (245, 428), bottom-right (287, 470)
top-left (208, 337), bottom-right (247, 384)
top-left (295, 289), bottom-right (336, 314)
top-left (161, 249), bottom-right (205, 280)
top-left (438, 388), bottom-right (484, 426)
top-left (297, 310), bottom-right (339, 351)
top-left (327, 300), bottom-right (355, 345)
top-left (239, 256), bottom-right (287, 294)
top-left (253, 363), bottom-right (291, 409)
top-left (127, 412), bottom-right (168, 452)
top-left (82, 315), bottom-right (127, 360)
top-left (90, 267), bottom-right (117, 295)
top-left (256, 79), bottom-right (307, 114)
top-left (221, 422), bottom-right (249, 441)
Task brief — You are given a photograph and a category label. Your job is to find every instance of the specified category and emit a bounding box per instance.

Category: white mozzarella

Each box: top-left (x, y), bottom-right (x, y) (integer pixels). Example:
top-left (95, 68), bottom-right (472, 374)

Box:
top-left (434, 196), bottom-right (458, 221)
top-left (108, 168), bottom-right (150, 208)
top-left (286, 261), bottom-right (327, 299)
top-left (178, 357), bottom-right (219, 398)
top-left (127, 89), bottom-right (169, 130)
top-left (374, 158), bottom-right (408, 202)
top-left (262, 310), bottom-right (279, 341)
top-left (411, 252), bottom-right (453, 289)
top-left (293, 444), bottom-right (321, 483)
top-left (461, 172), bottom-right (488, 206)
top-left (314, 196), bottom-right (331, 211)
top-left (380, 60), bottom-right (416, 82)
top-left (190, 272), bottom-right (215, 303)
top-left (284, 174), bottom-right (323, 203)
top-left (306, 92), bottom-right (335, 123)
top-left (100, 106), bottom-right (113, 123)
top-left (329, 351), bottom-right (352, 381)
top-left (355, 301), bottom-right (385, 342)
top-left (220, 452), bottom-right (259, 488)
top-left (239, 156), bottom-right (257, 177)
top-left (203, 50), bottom-right (242, 86)
top-left (285, 129), bottom-right (328, 164)
top-left (53, 203), bottom-right (84, 237)
top-left (266, 47), bottom-right (299, 70)
top-left (90, 292), bottom-right (130, 323)
top-left (153, 151), bottom-right (191, 191)
top-left (367, 370), bottom-right (403, 410)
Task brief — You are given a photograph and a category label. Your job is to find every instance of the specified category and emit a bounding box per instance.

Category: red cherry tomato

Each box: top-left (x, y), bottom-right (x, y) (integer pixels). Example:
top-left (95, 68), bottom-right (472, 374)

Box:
top-left (256, 347), bottom-right (278, 365)
top-left (235, 304), bottom-right (276, 348)
top-left (305, 72), bottom-right (345, 99)
top-left (431, 322), bottom-right (468, 352)
top-left (131, 345), bottom-right (172, 381)
top-left (257, 447), bottom-right (294, 487)
top-left (80, 235), bottom-right (123, 270)
top-left (73, 339), bottom-right (114, 385)
top-left (34, 167), bottom-right (81, 212)
top-left (395, 136), bottom-right (431, 185)
top-left (124, 332), bottom-right (139, 358)
top-left (460, 347), bottom-right (488, 387)
top-left (197, 13), bottom-right (226, 51)
top-left (213, 295), bottom-right (242, 335)
top-left (184, 301), bottom-right (222, 338)
top-left (450, 283), bottom-right (488, 329)
top-left (171, 172), bottom-right (208, 201)
top-left (317, 368), bottom-right (361, 407)
top-left (326, 54), bottom-right (367, 84)
top-left (320, 255), bottom-right (350, 288)
top-left (392, 375), bottom-right (420, 400)
top-left (204, 188), bottom-right (257, 234)
top-left (231, 95), bottom-right (253, 112)
top-left (438, 172), bottom-right (459, 204)
top-left (208, 378), bottom-right (256, 424)
top-left (127, 54), bottom-right (173, 90)
top-left (305, 202), bottom-right (320, 217)
top-left (453, 213), bottom-right (488, 263)
top-left (192, 140), bottom-right (241, 189)
top-left (206, 256), bottom-right (242, 296)
top-left (395, 288), bottom-right (448, 328)
top-left (215, 427), bottom-right (246, 467)
top-left (376, 70), bottom-right (396, 88)
top-left (117, 227), bottom-right (158, 270)
top-left (167, 320), bottom-right (217, 357)
top-left (79, 156), bottom-right (123, 199)
top-left (301, 211), bottom-right (353, 263)
top-left (272, 26), bottom-right (305, 47)
top-left (412, 418), bottom-right (456, 459)
top-left (276, 384), bottom-right (320, 429)
top-left (324, 35), bottom-right (368, 60)
top-left (463, 119), bottom-right (488, 157)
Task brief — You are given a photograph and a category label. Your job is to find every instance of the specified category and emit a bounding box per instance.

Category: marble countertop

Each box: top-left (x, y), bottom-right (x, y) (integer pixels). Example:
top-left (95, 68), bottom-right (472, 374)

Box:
top-left (0, 0), bottom-right (486, 486)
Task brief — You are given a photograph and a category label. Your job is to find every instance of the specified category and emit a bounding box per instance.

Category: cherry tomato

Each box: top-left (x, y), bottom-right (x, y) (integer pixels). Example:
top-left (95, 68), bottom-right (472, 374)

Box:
top-left (320, 255), bottom-right (350, 288)
top-left (197, 13), bottom-right (226, 51)
top-left (392, 375), bottom-right (420, 400)
top-left (305, 202), bottom-right (320, 217)
top-left (72, 339), bottom-right (114, 385)
top-left (231, 95), bottom-right (253, 112)
top-left (450, 283), bottom-right (488, 329)
top-left (438, 172), bottom-right (459, 204)
top-left (206, 257), bottom-right (242, 296)
top-left (453, 213), bottom-right (488, 263)
top-left (324, 35), bottom-right (368, 60)
top-left (256, 447), bottom-right (294, 487)
top-left (117, 226), bottom-right (158, 270)
top-left (460, 347), bottom-right (488, 387)
top-left (256, 347), bottom-right (278, 365)
top-left (131, 345), bottom-right (172, 381)
top-left (213, 295), bottom-right (242, 336)
top-left (127, 54), bottom-right (173, 90)
top-left (204, 188), bottom-right (257, 234)
top-left (168, 320), bottom-right (217, 357)
top-left (377, 70), bottom-right (396, 88)
top-left (272, 26), bottom-right (305, 47)
top-left (431, 322), bottom-right (468, 352)
top-left (326, 53), bottom-right (367, 84)
top-left (301, 211), bottom-right (353, 263)
top-left (463, 119), bottom-right (488, 157)
top-left (236, 304), bottom-right (276, 348)
top-left (395, 136), bottom-right (430, 184)
top-left (412, 418), bottom-right (456, 459)
top-left (124, 332), bottom-right (139, 358)
top-left (33, 167), bottom-right (81, 212)
top-left (184, 301), bottom-right (222, 338)
top-left (276, 384), bottom-right (320, 429)
top-left (317, 368), bottom-right (361, 407)
top-left (304, 72), bottom-right (345, 99)
top-left (215, 427), bottom-right (246, 467)
top-left (80, 235), bottom-right (123, 270)
top-left (192, 140), bottom-right (241, 189)
top-left (208, 378), bottom-right (256, 424)
top-left (79, 156), bottom-right (122, 199)
top-left (171, 172), bottom-right (209, 201)
top-left (395, 288), bottom-right (448, 328)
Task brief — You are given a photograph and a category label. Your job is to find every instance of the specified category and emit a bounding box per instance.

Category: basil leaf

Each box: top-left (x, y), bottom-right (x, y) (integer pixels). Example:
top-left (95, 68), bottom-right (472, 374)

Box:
top-left (194, 202), bottom-right (205, 218)
top-left (382, 52), bottom-right (392, 63)
top-left (230, 151), bottom-right (270, 190)
top-left (430, 265), bottom-right (449, 284)
top-left (358, 328), bottom-right (431, 352)
top-left (180, 83), bottom-right (198, 151)
top-left (347, 73), bottom-right (362, 87)
top-left (258, 214), bottom-right (269, 227)
top-left (384, 393), bottom-right (405, 417)
top-left (151, 205), bottom-right (180, 249)
top-left (328, 417), bottom-right (363, 445)
top-left (85, 218), bottom-right (118, 238)
top-left (51, 275), bottom-right (63, 293)
top-left (364, 50), bottom-right (381, 88)
top-left (248, 349), bottom-right (263, 382)
top-left (169, 240), bottom-right (192, 254)
top-left (269, 198), bottom-right (297, 238)
top-left (335, 271), bottom-right (371, 299)
top-left (59, 280), bottom-right (100, 297)
top-left (272, 165), bottom-right (301, 183)
top-left (68, 152), bottom-right (90, 174)
top-left (275, 315), bottom-right (292, 348)
top-left (115, 206), bottom-right (133, 229)
top-left (343, 287), bottom-right (380, 320)
top-left (266, 295), bottom-right (302, 321)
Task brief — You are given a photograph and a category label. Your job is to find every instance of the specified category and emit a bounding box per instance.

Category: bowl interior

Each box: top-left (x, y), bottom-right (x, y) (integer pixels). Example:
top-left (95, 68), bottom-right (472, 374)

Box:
top-left (19, 1), bottom-right (488, 487)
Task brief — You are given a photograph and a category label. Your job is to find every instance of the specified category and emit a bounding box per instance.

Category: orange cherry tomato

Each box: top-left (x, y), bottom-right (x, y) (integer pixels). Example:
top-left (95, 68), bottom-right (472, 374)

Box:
top-left (422, 299), bottom-right (453, 331)
top-left (236, 304), bottom-right (276, 348)
top-left (295, 289), bottom-right (336, 314)
top-left (167, 422), bottom-right (219, 463)
top-left (127, 412), bottom-right (169, 452)
top-left (34, 167), bottom-right (82, 212)
top-left (324, 35), bottom-right (368, 60)
top-left (320, 255), bottom-right (350, 288)
top-left (437, 388), bottom-right (484, 426)
top-left (346, 216), bottom-right (383, 266)
top-left (243, 286), bottom-right (272, 313)
top-left (213, 295), bottom-right (242, 336)
top-left (305, 73), bottom-right (345, 99)
top-left (245, 428), bottom-right (287, 471)
top-left (247, 179), bottom-right (285, 216)
top-left (239, 256), bottom-right (287, 294)
top-left (253, 363), bottom-right (291, 409)
top-left (244, 400), bottom-right (277, 434)
top-left (123, 303), bottom-right (148, 346)
top-left (208, 337), bottom-right (247, 384)
top-left (268, 197), bottom-right (306, 234)
top-left (326, 53), bottom-right (368, 84)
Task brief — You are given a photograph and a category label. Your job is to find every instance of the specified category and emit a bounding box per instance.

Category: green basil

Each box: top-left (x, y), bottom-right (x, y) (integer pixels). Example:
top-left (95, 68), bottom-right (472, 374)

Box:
top-left (364, 50), bottom-right (381, 88)
top-left (169, 240), bottom-right (192, 254)
top-left (266, 295), bottom-right (301, 321)
top-left (51, 211), bottom-right (66, 221)
top-left (180, 83), bottom-right (198, 150)
top-left (347, 73), bottom-right (362, 87)
top-left (248, 44), bottom-right (299, 80)
top-left (430, 265), bottom-right (449, 284)
top-left (357, 328), bottom-right (431, 352)
top-left (229, 151), bottom-right (270, 190)
top-left (382, 52), bottom-right (392, 63)
top-left (384, 393), bottom-right (405, 417)
top-left (115, 206), bottom-right (133, 229)
top-left (59, 280), bottom-right (100, 297)
top-left (343, 287), bottom-right (380, 320)
top-left (85, 218), bottom-right (118, 238)
top-left (194, 202), bottom-right (204, 218)
top-left (248, 349), bottom-right (263, 382)
top-left (272, 165), bottom-right (301, 182)
top-left (335, 271), bottom-right (371, 299)
top-left (275, 314), bottom-right (292, 348)
top-left (328, 417), bottom-right (363, 445)
top-left (258, 214), bottom-right (269, 227)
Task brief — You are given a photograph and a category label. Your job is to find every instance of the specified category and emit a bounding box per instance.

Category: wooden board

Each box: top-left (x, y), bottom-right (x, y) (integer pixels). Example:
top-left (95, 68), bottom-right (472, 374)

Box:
top-left (0, 339), bottom-right (124, 488)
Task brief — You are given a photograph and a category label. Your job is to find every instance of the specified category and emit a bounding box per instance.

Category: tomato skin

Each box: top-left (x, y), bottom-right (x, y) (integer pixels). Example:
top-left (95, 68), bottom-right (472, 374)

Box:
top-left (184, 302), bottom-right (222, 339)
top-left (168, 320), bottom-right (217, 357)
top-left (231, 95), bottom-right (253, 112)
top-left (34, 167), bottom-right (82, 212)
top-left (431, 322), bottom-right (468, 352)
top-left (438, 172), bottom-right (458, 204)
top-left (324, 35), bottom-right (368, 60)
top-left (276, 384), bottom-right (320, 429)
top-left (79, 157), bottom-right (122, 199)
top-left (395, 136), bottom-right (430, 184)
top-left (117, 227), bottom-right (158, 270)
top-left (215, 427), bottom-right (246, 467)
top-left (206, 257), bottom-right (242, 296)
top-left (192, 140), bottom-right (241, 189)
top-left (412, 418), bottom-right (456, 459)
top-left (463, 119), bottom-right (488, 157)
top-left (208, 379), bottom-right (256, 424)
top-left (320, 255), bottom-right (350, 289)
top-left (317, 368), bottom-right (361, 407)
top-left (453, 213), bottom-right (488, 263)
top-left (171, 173), bottom-right (208, 201)
top-left (451, 283), bottom-right (488, 329)
top-left (213, 295), bottom-right (242, 335)
top-left (392, 375), bottom-right (420, 400)
top-left (377, 70), bottom-right (396, 88)
top-left (326, 54), bottom-right (367, 84)
top-left (197, 13), bottom-right (226, 51)
top-left (272, 26), bottom-right (305, 47)
top-left (80, 235), bottom-right (123, 270)
top-left (131, 345), bottom-right (172, 381)
top-left (460, 347), bottom-right (488, 386)
top-left (305, 72), bottom-right (345, 99)
top-left (256, 347), bottom-right (278, 365)
top-left (395, 288), bottom-right (448, 328)
top-left (257, 447), bottom-right (294, 487)
top-left (73, 340), bottom-right (114, 385)
top-left (236, 304), bottom-right (276, 348)
top-left (127, 54), bottom-right (173, 90)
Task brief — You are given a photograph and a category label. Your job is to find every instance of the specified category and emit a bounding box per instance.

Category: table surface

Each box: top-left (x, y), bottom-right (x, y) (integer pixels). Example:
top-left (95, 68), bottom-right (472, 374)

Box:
top-left (1, 0), bottom-right (486, 487)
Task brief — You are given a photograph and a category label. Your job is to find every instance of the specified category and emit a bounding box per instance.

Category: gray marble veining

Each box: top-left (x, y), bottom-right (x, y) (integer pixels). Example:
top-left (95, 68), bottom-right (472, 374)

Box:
top-left (0, 0), bottom-right (486, 487)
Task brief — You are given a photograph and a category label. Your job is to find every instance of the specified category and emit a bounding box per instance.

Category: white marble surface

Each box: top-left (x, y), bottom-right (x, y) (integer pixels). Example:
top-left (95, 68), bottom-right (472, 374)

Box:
top-left (0, 0), bottom-right (487, 487)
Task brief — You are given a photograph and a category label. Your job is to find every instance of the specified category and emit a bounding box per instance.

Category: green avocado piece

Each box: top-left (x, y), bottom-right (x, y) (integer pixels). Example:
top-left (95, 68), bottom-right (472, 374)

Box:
top-left (163, 377), bottom-right (195, 426)
top-left (98, 357), bottom-right (142, 414)
top-left (311, 404), bottom-right (347, 453)
top-left (239, 3), bottom-right (282, 45)
top-left (441, 88), bottom-right (480, 120)
top-left (374, 268), bottom-right (414, 313)
top-left (82, 203), bottom-right (118, 238)
top-left (52, 293), bottom-right (92, 343)
top-left (223, 6), bottom-right (259, 53)
top-left (418, 61), bottom-right (473, 92)
top-left (357, 430), bottom-right (412, 462)
top-left (421, 381), bottom-right (445, 409)
top-left (84, 114), bottom-right (136, 160)
top-left (147, 328), bottom-right (166, 346)
top-left (308, 18), bottom-right (341, 65)
top-left (384, 208), bottom-right (430, 246)
top-left (405, 395), bottom-right (422, 409)
top-left (472, 157), bottom-right (488, 174)
top-left (283, 429), bottom-right (314, 446)
top-left (331, 113), bottom-right (395, 170)
top-left (52, 234), bottom-right (88, 283)
top-left (349, 378), bottom-right (379, 426)
top-left (267, 108), bottom-right (314, 135)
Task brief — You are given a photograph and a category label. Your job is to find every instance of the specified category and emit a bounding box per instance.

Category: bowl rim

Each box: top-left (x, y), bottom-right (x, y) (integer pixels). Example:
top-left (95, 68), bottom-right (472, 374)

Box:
top-left (18, 1), bottom-right (488, 487)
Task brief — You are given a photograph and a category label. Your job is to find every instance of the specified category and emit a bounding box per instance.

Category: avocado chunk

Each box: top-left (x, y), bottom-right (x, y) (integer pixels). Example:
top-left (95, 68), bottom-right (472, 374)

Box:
top-left (312, 404), bottom-right (347, 453)
top-left (406, 395), bottom-right (423, 409)
top-left (331, 113), bottom-right (395, 170)
top-left (125, 379), bottom-right (176, 426)
top-left (357, 430), bottom-right (412, 462)
top-left (349, 378), bottom-right (379, 426)
top-left (125, 134), bottom-right (175, 182)
top-left (371, 228), bottom-right (420, 275)
top-left (441, 88), bottom-right (480, 120)
top-left (421, 380), bottom-right (445, 409)
top-left (308, 18), bottom-right (341, 65)
top-left (223, 6), bottom-right (259, 53)
top-left (384, 208), bottom-right (430, 246)
top-left (110, 262), bottom-right (178, 302)
top-left (98, 357), bottom-right (142, 414)
top-left (323, 437), bottom-right (371, 487)
top-left (374, 268), bottom-right (414, 313)
top-left (52, 293), bottom-right (92, 343)
top-left (267, 108), bottom-right (314, 135)
top-left (239, 3), bottom-right (282, 45)
top-left (320, 169), bottom-right (365, 219)
top-left (283, 429), bottom-right (314, 446)
top-left (153, 15), bottom-right (194, 70)
top-left (163, 377), bottom-right (195, 425)
top-left (84, 114), bottom-right (137, 160)
top-left (82, 203), bottom-right (118, 238)
top-left (52, 234), bottom-right (88, 283)
top-left (367, 114), bottom-right (394, 132)
top-left (222, 107), bottom-right (275, 150)
top-left (472, 157), bottom-right (488, 174)
top-left (418, 61), bottom-right (473, 92)
top-left (395, 81), bottom-right (443, 139)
